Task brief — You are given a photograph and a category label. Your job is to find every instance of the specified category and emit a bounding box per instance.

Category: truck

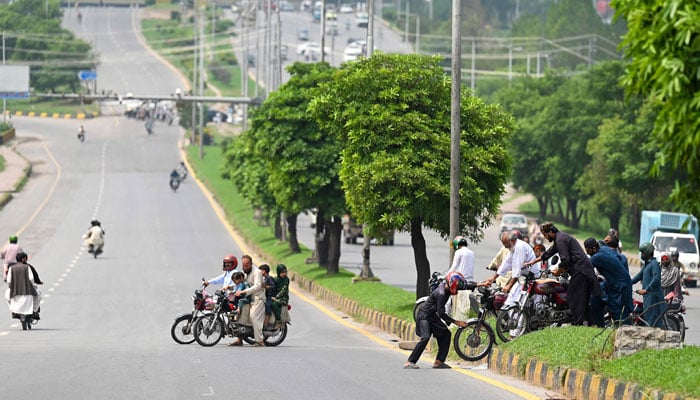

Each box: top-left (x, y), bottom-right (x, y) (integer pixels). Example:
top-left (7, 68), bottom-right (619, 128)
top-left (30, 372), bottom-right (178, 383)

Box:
top-left (639, 210), bottom-right (699, 287)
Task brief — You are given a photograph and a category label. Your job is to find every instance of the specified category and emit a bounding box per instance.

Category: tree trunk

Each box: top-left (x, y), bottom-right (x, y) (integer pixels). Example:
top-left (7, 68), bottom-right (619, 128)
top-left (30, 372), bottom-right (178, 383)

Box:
top-left (287, 213), bottom-right (301, 253)
top-left (567, 197), bottom-right (580, 229)
top-left (326, 216), bottom-right (342, 274)
top-left (411, 217), bottom-right (431, 299)
top-left (317, 210), bottom-right (329, 268)
top-left (274, 214), bottom-right (282, 239)
top-left (537, 196), bottom-right (547, 220)
top-left (359, 223), bottom-right (374, 278)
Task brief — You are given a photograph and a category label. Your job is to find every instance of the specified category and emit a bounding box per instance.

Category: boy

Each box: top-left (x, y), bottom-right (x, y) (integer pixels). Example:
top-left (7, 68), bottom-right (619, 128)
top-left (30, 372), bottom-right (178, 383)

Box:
top-left (271, 264), bottom-right (290, 329)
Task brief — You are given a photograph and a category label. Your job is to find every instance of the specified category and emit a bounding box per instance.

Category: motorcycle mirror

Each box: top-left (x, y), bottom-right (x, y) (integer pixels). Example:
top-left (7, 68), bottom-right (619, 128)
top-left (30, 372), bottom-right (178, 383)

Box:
top-left (550, 255), bottom-right (559, 265)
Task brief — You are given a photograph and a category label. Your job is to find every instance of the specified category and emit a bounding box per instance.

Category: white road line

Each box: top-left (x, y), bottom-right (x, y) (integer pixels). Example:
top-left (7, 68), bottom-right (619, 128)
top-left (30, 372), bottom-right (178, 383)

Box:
top-left (0, 331), bottom-right (8, 336)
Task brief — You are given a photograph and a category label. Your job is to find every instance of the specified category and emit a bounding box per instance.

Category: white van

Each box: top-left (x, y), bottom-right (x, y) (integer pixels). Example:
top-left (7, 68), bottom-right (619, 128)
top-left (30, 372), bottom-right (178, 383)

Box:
top-left (651, 232), bottom-right (699, 287)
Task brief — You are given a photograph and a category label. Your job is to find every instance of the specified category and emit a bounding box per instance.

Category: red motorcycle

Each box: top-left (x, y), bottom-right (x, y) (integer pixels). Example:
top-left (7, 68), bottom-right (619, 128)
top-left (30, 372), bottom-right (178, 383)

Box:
top-left (170, 284), bottom-right (215, 344)
top-left (496, 257), bottom-right (571, 342)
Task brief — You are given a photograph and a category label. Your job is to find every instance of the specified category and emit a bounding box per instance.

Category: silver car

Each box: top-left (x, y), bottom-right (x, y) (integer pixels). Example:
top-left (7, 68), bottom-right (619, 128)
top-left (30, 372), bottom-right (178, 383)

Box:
top-left (499, 213), bottom-right (528, 234)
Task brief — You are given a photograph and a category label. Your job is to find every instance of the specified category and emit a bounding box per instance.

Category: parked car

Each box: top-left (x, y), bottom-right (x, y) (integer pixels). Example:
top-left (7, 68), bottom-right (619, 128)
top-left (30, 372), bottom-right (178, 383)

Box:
top-left (339, 4), bottom-right (353, 13)
top-left (499, 213), bottom-right (529, 234)
top-left (355, 11), bottom-right (368, 27)
top-left (343, 41), bottom-right (363, 62)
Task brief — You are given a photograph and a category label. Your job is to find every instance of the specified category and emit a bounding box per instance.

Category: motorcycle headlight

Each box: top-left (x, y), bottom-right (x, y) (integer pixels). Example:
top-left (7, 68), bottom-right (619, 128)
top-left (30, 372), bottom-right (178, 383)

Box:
top-left (690, 262), bottom-right (697, 269)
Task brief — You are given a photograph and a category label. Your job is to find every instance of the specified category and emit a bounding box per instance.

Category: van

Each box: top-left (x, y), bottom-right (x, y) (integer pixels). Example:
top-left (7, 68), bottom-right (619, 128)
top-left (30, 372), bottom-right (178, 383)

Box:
top-left (651, 232), bottom-right (699, 287)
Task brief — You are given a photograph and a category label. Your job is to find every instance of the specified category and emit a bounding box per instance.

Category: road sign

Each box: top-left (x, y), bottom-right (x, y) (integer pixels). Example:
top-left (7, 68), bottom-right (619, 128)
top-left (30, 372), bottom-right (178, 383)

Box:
top-left (78, 70), bottom-right (97, 81)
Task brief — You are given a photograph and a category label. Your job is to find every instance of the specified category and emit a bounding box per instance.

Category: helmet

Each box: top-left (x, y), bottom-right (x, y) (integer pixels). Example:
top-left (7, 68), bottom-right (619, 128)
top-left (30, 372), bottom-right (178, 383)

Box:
top-left (671, 250), bottom-right (679, 259)
top-left (639, 242), bottom-right (655, 262)
top-left (15, 251), bottom-right (27, 262)
top-left (222, 254), bottom-right (238, 270)
top-left (660, 253), bottom-right (671, 264)
top-left (8, 235), bottom-right (17, 244)
top-left (91, 219), bottom-right (101, 227)
top-left (452, 235), bottom-right (467, 250)
top-left (445, 271), bottom-right (466, 295)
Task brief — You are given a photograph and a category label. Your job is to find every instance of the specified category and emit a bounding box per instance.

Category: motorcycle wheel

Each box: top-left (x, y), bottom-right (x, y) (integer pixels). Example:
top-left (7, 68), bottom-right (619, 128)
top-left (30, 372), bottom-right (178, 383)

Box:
top-left (413, 300), bottom-right (425, 323)
top-left (453, 320), bottom-right (495, 362)
top-left (193, 314), bottom-right (224, 347)
top-left (263, 324), bottom-right (288, 347)
top-left (170, 178), bottom-right (180, 192)
top-left (665, 314), bottom-right (685, 342)
top-left (496, 307), bottom-right (529, 342)
top-left (171, 314), bottom-right (196, 344)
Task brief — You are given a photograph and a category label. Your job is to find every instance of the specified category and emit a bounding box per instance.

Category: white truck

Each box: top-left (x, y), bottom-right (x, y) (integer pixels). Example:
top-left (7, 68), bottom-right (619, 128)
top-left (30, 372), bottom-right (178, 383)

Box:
top-left (640, 211), bottom-right (699, 288)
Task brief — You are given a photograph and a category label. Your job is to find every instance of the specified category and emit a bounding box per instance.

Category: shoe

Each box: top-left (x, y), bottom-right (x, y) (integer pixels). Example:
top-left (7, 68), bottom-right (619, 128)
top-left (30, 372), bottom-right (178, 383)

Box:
top-left (432, 363), bottom-right (451, 369)
top-left (404, 363), bottom-right (419, 369)
top-left (227, 340), bottom-right (242, 347)
top-left (253, 342), bottom-right (265, 347)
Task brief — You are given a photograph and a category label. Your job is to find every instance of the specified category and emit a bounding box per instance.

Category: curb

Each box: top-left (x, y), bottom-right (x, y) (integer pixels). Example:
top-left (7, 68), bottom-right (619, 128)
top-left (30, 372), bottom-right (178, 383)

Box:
top-left (7, 110), bottom-right (99, 119)
top-left (489, 348), bottom-right (692, 400)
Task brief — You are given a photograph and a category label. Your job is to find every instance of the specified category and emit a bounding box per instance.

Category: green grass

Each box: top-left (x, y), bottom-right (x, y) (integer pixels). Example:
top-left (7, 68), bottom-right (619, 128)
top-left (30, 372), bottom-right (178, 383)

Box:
top-left (4, 98), bottom-right (99, 115)
top-left (0, 154), bottom-right (5, 173)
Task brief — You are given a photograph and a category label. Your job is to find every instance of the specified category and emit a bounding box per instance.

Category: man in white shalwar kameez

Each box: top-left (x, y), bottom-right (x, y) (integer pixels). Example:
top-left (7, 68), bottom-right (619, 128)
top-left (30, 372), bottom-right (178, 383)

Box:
top-left (6, 253), bottom-right (41, 317)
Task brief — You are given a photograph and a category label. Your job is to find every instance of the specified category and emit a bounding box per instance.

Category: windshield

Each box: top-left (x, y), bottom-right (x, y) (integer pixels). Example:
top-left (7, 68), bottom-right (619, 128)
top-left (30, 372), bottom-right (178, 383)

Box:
top-left (653, 236), bottom-right (698, 254)
top-left (503, 215), bottom-right (526, 224)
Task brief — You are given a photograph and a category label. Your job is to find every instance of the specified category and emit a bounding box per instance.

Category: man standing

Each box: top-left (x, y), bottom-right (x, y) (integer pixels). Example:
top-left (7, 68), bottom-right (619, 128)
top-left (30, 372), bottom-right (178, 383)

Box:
top-left (633, 243), bottom-right (664, 328)
top-left (583, 238), bottom-right (633, 325)
top-left (1, 235), bottom-right (22, 282)
top-left (525, 222), bottom-right (601, 326)
top-left (448, 236), bottom-right (474, 281)
top-left (232, 254), bottom-right (266, 346)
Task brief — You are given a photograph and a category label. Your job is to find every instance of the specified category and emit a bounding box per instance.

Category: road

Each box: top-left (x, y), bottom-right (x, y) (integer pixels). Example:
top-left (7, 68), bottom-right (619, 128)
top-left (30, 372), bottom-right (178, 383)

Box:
top-left (0, 6), bottom-right (555, 399)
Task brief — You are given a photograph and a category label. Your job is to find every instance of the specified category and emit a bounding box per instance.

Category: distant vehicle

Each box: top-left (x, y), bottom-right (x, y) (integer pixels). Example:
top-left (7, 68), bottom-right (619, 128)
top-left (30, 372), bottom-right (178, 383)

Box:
top-left (247, 53), bottom-right (255, 66)
top-left (342, 215), bottom-right (395, 246)
top-left (205, 110), bottom-right (233, 124)
top-left (339, 4), bottom-right (353, 13)
top-left (296, 42), bottom-right (328, 60)
top-left (355, 11), bottom-right (368, 27)
top-left (280, 44), bottom-right (288, 61)
top-left (343, 41), bottom-right (363, 62)
top-left (312, 8), bottom-right (321, 21)
top-left (326, 11), bottom-right (337, 20)
top-left (499, 213), bottom-right (528, 234)
top-left (279, 0), bottom-right (294, 11)
top-left (326, 21), bottom-right (339, 36)
top-left (297, 28), bottom-right (309, 41)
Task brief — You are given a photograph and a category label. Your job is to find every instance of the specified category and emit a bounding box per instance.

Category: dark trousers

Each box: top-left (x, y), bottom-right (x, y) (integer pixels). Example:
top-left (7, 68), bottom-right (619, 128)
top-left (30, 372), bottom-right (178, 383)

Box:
top-left (568, 273), bottom-right (594, 326)
top-left (408, 318), bottom-right (451, 363)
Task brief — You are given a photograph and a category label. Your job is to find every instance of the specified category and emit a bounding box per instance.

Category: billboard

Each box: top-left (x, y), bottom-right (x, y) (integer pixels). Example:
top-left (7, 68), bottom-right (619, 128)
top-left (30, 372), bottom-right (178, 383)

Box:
top-left (0, 65), bottom-right (30, 99)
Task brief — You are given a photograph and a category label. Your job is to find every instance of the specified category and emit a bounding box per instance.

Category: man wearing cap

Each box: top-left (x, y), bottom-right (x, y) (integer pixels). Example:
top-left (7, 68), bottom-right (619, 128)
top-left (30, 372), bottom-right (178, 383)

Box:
top-left (1, 235), bottom-right (23, 282)
top-left (584, 238), bottom-right (633, 325)
top-left (525, 222), bottom-right (601, 326)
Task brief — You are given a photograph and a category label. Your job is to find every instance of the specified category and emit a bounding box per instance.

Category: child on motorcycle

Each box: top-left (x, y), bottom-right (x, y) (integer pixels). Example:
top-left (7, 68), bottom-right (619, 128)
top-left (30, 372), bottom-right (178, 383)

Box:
top-left (259, 264), bottom-right (277, 328)
top-left (271, 264), bottom-right (290, 329)
top-left (226, 272), bottom-right (250, 320)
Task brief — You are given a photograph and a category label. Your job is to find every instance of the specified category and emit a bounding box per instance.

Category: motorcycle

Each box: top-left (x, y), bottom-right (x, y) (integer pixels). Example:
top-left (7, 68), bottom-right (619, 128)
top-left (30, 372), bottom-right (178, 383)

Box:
top-left (495, 260), bottom-right (571, 342)
top-left (629, 291), bottom-right (687, 342)
top-left (77, 131), bottom-right (85, 142)
top-left (193, 289), bottom-right (291, 347)
top-left (12, 311), bottom-right (39, 331)
top-left (170, 284), bottom-right (215, 344)
top-left (169, 175), bottom-right (181, 192)
top-left (452, 282), bottom-right (497, 361)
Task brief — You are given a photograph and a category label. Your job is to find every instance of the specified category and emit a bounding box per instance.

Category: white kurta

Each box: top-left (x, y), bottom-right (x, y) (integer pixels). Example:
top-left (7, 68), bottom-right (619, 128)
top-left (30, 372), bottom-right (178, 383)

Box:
top-left (6, 267), bottom-right (36, 315)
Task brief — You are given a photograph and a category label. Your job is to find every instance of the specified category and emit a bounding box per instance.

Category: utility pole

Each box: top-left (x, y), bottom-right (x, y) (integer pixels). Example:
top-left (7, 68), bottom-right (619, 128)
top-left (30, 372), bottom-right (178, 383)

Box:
top-left (449, 0), bottom-right (462, 261)
top-left (242, 4), bottom-right (249, 131)
top-left (192, 9), bottom-right (198, 144)
top-left (198, 4), bottom-right (205, 159)
top-left (320, 0), bottom-right (326, 63)
top-left (367, 0), bottom-right (374, 57)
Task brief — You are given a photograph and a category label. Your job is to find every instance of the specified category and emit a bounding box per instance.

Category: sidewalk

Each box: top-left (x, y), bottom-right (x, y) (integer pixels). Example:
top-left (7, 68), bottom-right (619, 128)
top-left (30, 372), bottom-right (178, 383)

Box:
top-left (0, 143), bottom-right (29, 198)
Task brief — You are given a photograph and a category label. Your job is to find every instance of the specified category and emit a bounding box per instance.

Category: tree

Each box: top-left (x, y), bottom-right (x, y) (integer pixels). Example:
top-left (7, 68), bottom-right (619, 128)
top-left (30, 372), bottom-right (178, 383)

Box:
top-left (612, 0), bottom-right (700, 217)
top-left (310, 53), bottom-right (513, 298)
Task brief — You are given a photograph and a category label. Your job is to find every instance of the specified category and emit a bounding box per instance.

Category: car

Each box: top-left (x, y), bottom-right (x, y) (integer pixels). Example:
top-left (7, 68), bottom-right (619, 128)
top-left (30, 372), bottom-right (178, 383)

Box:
top-left (499, 213), bottom-right (529, 234)
top-left (325, 11), bottom-right (337, 20)
top-left (343, 41), bottom-right (363, 61)
top-left (297, 28), bottom-right (309, 41)
top-left (325, 21), bottom-right (338, 36)
top-left (342, 215), bottom-right (395, 245)
top-left (296, 42), bottom-right (329, 60)
top-left (279, 44), bottom-right (288, 61)
top-left (205, 110), bottom-right (232, 124)
top-left (339, 4), bottom-right (353, 13)
top-left (312, 8), bottom-right (321, 21)
top-left (355, 11), bottom-right (368, 27)
top-left (279, 0), bottom-right (294, 11)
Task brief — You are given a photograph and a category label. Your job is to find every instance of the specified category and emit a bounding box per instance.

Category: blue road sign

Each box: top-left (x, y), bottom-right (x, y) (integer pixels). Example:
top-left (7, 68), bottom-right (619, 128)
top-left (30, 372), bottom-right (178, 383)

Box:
top-left (78, 70), bottom-right (97, 81)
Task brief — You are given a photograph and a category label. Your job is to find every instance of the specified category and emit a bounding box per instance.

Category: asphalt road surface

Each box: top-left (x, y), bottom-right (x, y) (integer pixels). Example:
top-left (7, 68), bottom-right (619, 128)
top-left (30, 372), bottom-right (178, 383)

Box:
top-left (0, 6), bottom-right (557, 399)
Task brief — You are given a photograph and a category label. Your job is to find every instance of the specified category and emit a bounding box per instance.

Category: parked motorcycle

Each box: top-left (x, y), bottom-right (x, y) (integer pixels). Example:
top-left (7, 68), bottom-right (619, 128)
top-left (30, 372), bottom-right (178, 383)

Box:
top-left (170, 285), bottom-right (215, 344)
top-left (193, 289), bottom-right (291, 347)
top-left (453, 282), bottom-right (497, 362)
top-left (495, 264), bottom-right (571, 342)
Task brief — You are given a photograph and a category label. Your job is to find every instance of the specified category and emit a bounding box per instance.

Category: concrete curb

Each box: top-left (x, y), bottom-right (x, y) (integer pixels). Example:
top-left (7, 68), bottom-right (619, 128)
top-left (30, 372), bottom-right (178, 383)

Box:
top-left (7, 110), bottom-right (99, 119)
top-left (489, 348), bottom-right (692, 400)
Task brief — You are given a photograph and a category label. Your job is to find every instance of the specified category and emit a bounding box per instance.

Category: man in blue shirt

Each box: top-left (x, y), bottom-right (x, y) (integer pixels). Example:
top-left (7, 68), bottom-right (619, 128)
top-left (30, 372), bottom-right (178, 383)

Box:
top-left (584, 238), bottom-right (634, 325)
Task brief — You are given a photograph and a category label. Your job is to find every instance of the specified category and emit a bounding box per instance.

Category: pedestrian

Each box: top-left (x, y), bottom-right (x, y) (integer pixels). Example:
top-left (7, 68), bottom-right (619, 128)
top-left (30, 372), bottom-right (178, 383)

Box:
top-left (632, 243), bottom-right (664, 328)
top-left (404, 272), bottom-right (468, 369)
top-left (583, 237), bottom-right (633, 325)
top-left (1, 235), bottom-right (23, 282)
top-left (659, 253), bottom-right (683, 301)
top-left (230, 254), bottom-right (266, 347)
top-left (447, 235), bottom-right (474, 281)
top-left (524, 222), bottom-right (601, 326)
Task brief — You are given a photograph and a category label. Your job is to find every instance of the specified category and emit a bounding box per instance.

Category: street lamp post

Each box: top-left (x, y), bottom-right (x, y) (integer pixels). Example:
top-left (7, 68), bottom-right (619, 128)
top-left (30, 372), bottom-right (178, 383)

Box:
top-left (449, 0), bottom-right (462, 261)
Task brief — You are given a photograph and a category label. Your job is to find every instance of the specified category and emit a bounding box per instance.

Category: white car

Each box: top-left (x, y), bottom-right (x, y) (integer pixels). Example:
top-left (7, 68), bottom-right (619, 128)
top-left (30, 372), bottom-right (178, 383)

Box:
top-left (296, 42), bottom-right (329, 60)
top-left (343, 42), bottom-right (363, 62)
top-left (339, 4), bottom-right (353, 13)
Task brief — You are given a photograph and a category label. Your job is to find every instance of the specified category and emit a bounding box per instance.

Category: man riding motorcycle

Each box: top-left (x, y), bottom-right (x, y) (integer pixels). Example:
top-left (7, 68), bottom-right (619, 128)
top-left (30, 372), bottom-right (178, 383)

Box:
top-left (83, 220), bottom-right (105, 256)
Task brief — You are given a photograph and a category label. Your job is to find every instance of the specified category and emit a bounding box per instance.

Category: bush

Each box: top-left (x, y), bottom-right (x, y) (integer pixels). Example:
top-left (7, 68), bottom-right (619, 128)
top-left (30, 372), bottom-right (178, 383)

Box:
top-left (0, 121), bottom-right (13, 132)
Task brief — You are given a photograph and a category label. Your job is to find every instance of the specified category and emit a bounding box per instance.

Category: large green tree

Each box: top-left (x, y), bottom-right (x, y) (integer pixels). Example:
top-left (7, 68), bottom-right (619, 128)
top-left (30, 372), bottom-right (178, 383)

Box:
top-left (611, 0), bottom-right (700, 217)
top-left (310, 53), bottom-right (514, 298)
